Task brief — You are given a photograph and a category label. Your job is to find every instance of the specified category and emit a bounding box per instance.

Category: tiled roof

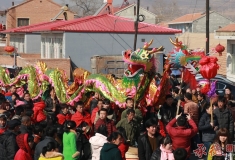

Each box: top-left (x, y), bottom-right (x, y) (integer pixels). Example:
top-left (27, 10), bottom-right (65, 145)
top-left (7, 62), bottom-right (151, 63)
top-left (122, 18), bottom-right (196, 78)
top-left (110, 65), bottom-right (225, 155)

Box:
top-left (168, 12), bottom-right (205, 24)
top-left (217, 23), bottom-right (235, 32)
top-left (1, 14), bottom-right (181, 34)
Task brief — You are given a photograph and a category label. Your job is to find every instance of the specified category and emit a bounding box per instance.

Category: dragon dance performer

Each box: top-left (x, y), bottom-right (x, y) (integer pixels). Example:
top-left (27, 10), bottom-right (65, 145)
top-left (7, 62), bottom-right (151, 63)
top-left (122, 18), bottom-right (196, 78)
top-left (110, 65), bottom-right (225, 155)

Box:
top-left (71, 101), bottom-right (92, 160)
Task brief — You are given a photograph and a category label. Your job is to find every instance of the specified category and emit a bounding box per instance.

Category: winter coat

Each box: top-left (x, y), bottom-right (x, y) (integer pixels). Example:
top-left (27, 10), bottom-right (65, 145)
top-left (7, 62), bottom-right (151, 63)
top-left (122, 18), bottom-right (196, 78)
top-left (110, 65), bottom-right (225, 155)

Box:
top-left (45, 97), bottom-right (59, 113)
top-left (57, 112), bottom-right (72, 125)
top-left (121, 108), bottom-right (143, 124)
top-left (116, 118), bottom-right (139, 146)
top-left (184, 101), bottom-right (199, 125)
top-left (39, 152), bottom-right (64, 160)
top-left (62, 130), bottom-right (79, 160)
top-left (95, 118), bottom-right (116, 136)
top-left (138, 133), bottom-right (163, 160)
top-left (159, 102), bottom-right (177, 126)
top-left (198, 112), bottom-right (218, 142)
top-left (166, 118), bottom-right (198, 158)
top-left (20, 124), bottom-right (32, 135)
top-left (0, 130), bottom-right (18, 160)
top-left (89, 133), bottom-right (108, 160)
top-left (150, 145), bottom-right (174, 160)
top-left (94, 108), bottom-right (117, 124)
top-left (213, 108), bottom-right (234, 138)
top-left (118, 142), bottom-right (129, 160)
top-left (14, 133), bottom-right (32, 160)
top-left (34, 136), bottom-right (58, 160)
top-left (33, 101), bottom-right (47, 123)
top-left (100, 143), bottom-right (122, 160)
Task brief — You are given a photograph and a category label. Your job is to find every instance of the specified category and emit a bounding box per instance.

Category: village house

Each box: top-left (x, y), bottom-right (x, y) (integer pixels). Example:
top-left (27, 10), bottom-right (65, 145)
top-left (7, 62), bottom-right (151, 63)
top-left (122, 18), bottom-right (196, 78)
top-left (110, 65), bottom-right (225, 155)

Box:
top-left (215, 24), bottom-right (235, 82)
top-left (1, 14), bottom-right (181, 76)
top-left (95, 0), bottom-right (157, 24)
top-left (168, 11), bottom-right (233, 33)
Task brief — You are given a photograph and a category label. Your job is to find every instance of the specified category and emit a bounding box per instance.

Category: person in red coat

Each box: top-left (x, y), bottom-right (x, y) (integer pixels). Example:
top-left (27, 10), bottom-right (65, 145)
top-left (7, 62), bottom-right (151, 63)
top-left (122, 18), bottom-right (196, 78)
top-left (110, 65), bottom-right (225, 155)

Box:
top-left (91, 99), bottom-right (103, 124)
top-left (57, 104), bottom-right (72, 125)
top-left (117, 127), bottom-right (129, 160)
top-left (14, 133), bottom-right (34, 160)
top-left (33, 101), bottom-right (47, 123)
top-left (166, 113), bottom-right (198, 158)
top-left (95, 108), bottom-right (116, 136)
top-left (71, 101), bottom-right (92, 160)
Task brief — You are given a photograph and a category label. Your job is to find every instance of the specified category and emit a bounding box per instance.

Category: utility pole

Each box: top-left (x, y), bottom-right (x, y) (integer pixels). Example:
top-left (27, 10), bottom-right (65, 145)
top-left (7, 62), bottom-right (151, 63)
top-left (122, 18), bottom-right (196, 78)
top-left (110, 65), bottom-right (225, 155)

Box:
top-left (206, 0), bottom-right (209, 54)
top-left (133, 0), bottom-right (140, 50)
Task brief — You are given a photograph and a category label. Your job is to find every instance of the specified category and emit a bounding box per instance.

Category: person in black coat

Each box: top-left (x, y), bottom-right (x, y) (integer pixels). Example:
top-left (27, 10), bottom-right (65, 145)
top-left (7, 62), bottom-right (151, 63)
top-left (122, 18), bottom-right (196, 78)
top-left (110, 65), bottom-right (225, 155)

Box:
top-left (198, 103), bottom-right (218, 155)
top-left (213, 96), bottom-right (234, 140)
top-left (159, 95), bottom-right (177, 127)
top-left (138, 118), bottom-right (163, 160)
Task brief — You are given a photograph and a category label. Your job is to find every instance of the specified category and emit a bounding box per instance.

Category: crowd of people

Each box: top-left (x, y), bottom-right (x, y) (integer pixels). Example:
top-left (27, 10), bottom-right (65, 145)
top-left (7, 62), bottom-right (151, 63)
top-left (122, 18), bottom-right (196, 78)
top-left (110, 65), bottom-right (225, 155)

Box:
top-left (0, 75), bottom-right (235, 160)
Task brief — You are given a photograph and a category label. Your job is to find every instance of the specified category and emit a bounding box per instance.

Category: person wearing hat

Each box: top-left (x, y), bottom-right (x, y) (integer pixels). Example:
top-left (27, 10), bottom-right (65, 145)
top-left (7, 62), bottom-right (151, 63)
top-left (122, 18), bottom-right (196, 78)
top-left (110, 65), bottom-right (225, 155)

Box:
top-left (8, 119), bottom-right (21, 151)
top-left (0, 114), bottom-right (18, 160)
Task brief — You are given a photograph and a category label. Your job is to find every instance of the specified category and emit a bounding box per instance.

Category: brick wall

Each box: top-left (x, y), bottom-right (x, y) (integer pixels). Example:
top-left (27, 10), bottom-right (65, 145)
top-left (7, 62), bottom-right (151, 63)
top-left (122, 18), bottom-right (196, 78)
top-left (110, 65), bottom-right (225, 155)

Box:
top-left (0, 54), bottom-right (71, 78)
top-left (6, 0), bottom-right (75, 29)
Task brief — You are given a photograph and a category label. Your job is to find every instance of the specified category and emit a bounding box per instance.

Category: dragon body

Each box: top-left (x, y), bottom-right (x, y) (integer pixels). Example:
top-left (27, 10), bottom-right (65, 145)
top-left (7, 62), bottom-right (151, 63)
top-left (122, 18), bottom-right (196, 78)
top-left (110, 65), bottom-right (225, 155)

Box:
top-left (0, 40), bottom-right (170, 108)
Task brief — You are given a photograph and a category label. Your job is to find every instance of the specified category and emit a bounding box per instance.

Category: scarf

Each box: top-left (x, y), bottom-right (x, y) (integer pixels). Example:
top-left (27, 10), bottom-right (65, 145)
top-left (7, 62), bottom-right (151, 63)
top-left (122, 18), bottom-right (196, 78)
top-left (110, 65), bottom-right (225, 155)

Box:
top-left (160, 145), bottom-right (175, 160)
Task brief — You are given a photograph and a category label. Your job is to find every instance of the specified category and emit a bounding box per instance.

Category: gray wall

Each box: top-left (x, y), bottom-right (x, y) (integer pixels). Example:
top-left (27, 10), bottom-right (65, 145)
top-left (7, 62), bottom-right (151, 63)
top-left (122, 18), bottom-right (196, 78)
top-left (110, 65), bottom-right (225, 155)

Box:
top-left (193, 12), bottom-right (233, 33)
top-left (169, 23), bottom-right (192, 33)
top-left (25, 33), bottom-right (41, 53)
top-left (64, 32), bottom-right (175, 71)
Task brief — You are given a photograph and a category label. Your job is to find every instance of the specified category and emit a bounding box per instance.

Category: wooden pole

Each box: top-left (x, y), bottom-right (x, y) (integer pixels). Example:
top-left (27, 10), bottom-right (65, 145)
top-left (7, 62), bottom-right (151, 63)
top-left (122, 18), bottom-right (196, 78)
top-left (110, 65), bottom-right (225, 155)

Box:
top-left (176, 72), bottom-right (184, 116)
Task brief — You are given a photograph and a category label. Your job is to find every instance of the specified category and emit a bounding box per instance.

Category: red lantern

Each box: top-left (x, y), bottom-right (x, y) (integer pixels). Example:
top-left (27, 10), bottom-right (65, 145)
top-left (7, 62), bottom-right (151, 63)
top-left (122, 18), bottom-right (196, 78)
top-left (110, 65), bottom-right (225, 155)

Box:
top-left (215, 43), bottom-right (225, 56)
top-left (199, 56), bottom-right (219, 79)
top-left (4, 46), bottom-right (15, 54)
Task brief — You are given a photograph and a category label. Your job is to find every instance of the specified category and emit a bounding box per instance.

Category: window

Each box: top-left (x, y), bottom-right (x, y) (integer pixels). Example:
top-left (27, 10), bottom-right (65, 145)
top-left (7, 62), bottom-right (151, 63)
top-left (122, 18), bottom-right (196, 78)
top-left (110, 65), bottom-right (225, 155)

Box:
top-left (17, 18), bottom-right (29, 27)
top-left (9, 35), bottom-right (25, 53)
top-left (41, 35), bottom-right (63, 58)
top-left (232, 44), bottom-right (235, 74)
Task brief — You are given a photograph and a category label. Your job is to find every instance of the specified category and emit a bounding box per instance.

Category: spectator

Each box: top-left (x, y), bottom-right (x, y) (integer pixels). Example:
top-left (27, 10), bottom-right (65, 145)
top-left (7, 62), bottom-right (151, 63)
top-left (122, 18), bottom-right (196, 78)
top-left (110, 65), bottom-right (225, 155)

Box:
top-left (63, 121), bottom-right (79, 160)
top-left (23, 92), bottom-right (34, 111)
top-left (71, 101), bottom-right (92, 160)
top-left (91, 99), bottom-right (103, 124)
top-left (166, 114), bottom-right (197, 158)
top-left (138, 118), bottom-right (163, 160)
top-left (184, 93), bottom-right (199, 125)
top-left (57, 104), bottom-right (71, 125)
top-left (198, 103), bottom-right (218, 157)
top-left (191, 89), bottom-right (198, 103)
top-left (95, 108), bottom-right (116, 136)
top-left (89, 125), bottom-right (108, 160)
top-left (207, 128), bottom-right (233, 160)
top-left (116, 109), bottom-right (139, 146)
top-left (213, 96), bottom-right (234, 140)
top-left (34, 126), bottom-right (58, 160)
top-left (96, 99), bottom-right (116, 123)
top-left (90, 92), bottom-right (100, 114)
top-left (20, 116), bottom-right (32, 134)
top-left (12, 106), bottom-right (25, 121)
top-left (150, 136), bottom-right (174, 160)
top-left (0, 114), bottom-right (18, 160)
top-left (45, 88), bottom-right (59, 116)
top-left (33, 101), bottom-right (47, 123)
top-left (117, 127), bottom-right (129, 160)
top-left (121, 98), bottom-right (143, 124)
top-left (197, 93), bottom-right (207, 118)
top-left (169, 74), bottom-right (179, 87)
top-left (100, 132), bottom-right (123, 160)
top-left (32, 124), bottom-right (44, 144)
top-left (14, 133), bottom-right (34, 160)
top-left (225, 86), bottom-right (234, 102)
top-left (159, 94), bottom-right (177, 127)
top-left (39, 142), bottom-right (64, 160)
top-left (173, 148), bottom-right (187, 160)
top-left (172, 87), bottom-right (180, 101)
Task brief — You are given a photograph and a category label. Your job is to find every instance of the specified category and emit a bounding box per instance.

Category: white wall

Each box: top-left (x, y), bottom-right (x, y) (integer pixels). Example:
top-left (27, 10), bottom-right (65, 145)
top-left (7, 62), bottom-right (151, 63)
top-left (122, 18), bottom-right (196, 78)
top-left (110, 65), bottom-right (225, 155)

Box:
top-left (227, 39), bottom-right (235, 82)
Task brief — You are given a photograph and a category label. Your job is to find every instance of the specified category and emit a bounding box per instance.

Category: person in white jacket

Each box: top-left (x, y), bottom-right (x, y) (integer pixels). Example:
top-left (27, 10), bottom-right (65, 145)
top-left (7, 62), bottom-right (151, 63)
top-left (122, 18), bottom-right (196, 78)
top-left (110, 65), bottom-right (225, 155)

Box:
top-left (89, 125), bottom-right (108, 160)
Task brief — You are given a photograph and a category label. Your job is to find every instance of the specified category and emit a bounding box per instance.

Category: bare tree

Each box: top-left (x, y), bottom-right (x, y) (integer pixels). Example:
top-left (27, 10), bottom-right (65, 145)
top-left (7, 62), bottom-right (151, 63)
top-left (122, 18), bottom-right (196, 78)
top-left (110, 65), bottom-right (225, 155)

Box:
top-left (69, 0), bottom-right (103, 17)
top-left (152, 0), bottom-right (182, 23)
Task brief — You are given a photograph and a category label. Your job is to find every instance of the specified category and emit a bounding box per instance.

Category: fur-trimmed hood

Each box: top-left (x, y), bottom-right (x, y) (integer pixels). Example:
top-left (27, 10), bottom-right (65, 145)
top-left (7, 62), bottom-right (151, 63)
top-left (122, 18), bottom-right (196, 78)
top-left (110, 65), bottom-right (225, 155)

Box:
top-left (39, 151), bottom-right (64, 159)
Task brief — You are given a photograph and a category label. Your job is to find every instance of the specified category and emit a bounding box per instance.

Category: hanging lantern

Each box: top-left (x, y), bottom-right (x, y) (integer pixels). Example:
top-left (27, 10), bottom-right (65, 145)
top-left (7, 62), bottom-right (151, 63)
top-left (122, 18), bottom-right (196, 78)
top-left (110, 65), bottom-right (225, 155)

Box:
top-left (215, 43), bottom-right (225, 56)
top-left (199, 56), bottom-right (219, 79)
top-left (4, 46), bottom-right (15, 54)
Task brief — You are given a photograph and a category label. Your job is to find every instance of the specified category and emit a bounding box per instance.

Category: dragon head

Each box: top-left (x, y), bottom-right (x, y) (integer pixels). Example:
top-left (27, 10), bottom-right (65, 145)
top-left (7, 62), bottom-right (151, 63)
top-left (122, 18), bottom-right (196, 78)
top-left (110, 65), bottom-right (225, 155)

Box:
top-left (122, 39), bottom-right (163, 78)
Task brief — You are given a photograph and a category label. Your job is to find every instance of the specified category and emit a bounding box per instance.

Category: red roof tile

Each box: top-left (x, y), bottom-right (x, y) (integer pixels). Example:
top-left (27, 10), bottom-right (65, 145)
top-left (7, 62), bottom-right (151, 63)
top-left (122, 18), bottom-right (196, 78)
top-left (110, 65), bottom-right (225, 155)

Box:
top-left (217, 23), bottom-right (235, 32)
top-left (1, 14), bottom-right (181, 34)
top-left (168, 12), bottom-right (205, 24)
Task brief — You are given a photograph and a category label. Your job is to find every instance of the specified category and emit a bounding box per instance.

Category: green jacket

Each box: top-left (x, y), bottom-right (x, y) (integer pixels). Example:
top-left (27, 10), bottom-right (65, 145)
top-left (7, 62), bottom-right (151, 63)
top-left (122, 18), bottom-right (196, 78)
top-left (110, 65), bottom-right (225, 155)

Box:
top-left (121, 108), bottom-right (143, 124)
top-left (116, 118), bottom-right (140, 146)
top-left (62, 131), bottom-right (79, 160)
top-left (100, 143), bottom-right (122, 160)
